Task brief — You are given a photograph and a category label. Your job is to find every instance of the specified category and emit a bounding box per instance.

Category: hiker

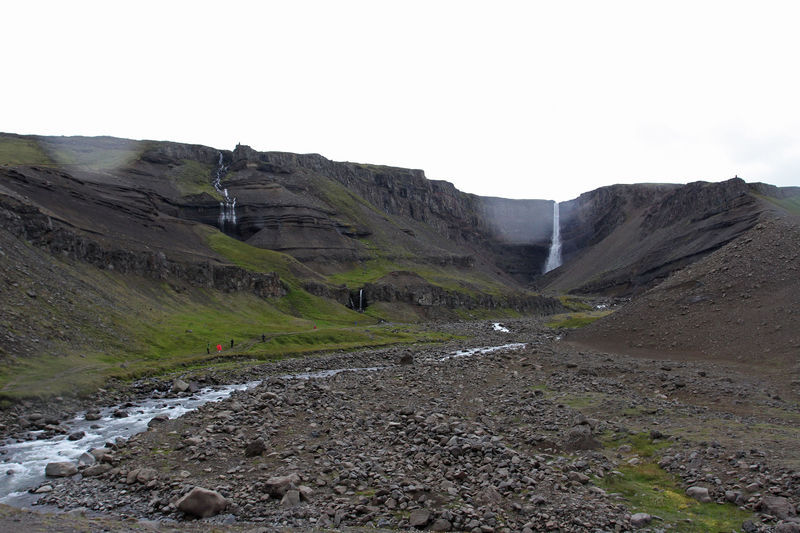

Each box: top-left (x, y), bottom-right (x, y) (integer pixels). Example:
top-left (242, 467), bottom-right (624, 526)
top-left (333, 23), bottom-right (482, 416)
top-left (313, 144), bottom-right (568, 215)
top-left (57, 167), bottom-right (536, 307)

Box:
top-left (216, 344), bottom-right (222, 352)
top-left (206, 343), bottom-right (210, 354)
top-left (230, 339), bottom-right (234, 348)
top-left (261, 334), bottom-right (265, 342)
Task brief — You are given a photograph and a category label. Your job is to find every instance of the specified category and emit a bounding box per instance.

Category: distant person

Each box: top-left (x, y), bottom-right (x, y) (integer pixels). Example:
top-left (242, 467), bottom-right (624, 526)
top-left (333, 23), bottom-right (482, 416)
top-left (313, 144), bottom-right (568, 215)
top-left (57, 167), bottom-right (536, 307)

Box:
top-left (230, 339), bottom-right (234, 348)
top-left (206, 343), bottom-right (210, 354)
top-left (216, 344), bottom-right (222, 352)
top-left (261, 334), bottom-right (265, 342)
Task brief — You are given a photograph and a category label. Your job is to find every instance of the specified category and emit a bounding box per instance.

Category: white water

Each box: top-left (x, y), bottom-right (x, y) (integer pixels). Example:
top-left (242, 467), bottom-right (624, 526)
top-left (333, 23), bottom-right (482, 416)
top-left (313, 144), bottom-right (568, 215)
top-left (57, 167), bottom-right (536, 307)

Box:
top-left (439, 343), bottom-right (526, 361)
top-left (0, 382), bottom-right (258, 506)
top-left (492, 323), bottom-right (510, 333)
top-left (358, 289), bottom-right (363, 312)
top-left (213, 153), bottom-right (237, 229)
top-left (543, 201), bottom-right (562, 273)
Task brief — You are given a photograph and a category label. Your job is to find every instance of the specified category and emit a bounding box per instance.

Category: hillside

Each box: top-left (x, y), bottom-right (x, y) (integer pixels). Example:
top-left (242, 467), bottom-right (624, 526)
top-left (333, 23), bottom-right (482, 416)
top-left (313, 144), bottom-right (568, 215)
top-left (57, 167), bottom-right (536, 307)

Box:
top-left (0, 133), bottom-right (559, 397)
top-left (541, 179), bottom-right (800, 295)
top-left (568, 215), bottom-right (800, 390)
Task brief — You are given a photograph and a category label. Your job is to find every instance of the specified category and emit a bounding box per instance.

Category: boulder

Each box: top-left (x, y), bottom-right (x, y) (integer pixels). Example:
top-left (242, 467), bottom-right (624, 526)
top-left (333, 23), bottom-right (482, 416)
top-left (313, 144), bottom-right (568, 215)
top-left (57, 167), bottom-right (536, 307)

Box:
top-left (84, 411), bottom-right (101, 421)
top-left (630, 513), bottom-right (652, 527)
top-left (176, 487), bottom-right (227, 518)
top-left (82, 463), bottom-right (112, 477)
top-left (280, 489), bottom-right (301, 507)
top-left (244, 438), bottom-right (266, 457)
top-left (431, 518), bottom-right (452, 531)
top-left (761, 496), bottom-right (797, 520)
top-left (136, 467), bottom-right (159, 483)
top-left (45, 461), bottom-right (77, 477)
top-left (67, 431), bottom-right (85, 441)
top-left (172, 379), bottom-right (190, 393)
top-left (409, 509), bottom-right (431, 528)
top-left (264, 473), bottom-right (300, 497)
top-left (562, 424), bottom-right (601, 451)
top-left (147, 414), bottom-right (169, 427)
top-left (686, 486), bottom-right (712, 503)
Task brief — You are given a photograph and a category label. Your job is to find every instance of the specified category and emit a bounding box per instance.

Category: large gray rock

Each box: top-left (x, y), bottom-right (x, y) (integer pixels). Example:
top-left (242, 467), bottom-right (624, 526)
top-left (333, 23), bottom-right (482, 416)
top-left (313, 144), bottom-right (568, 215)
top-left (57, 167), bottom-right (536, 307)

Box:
top-left (409, 509), bottom-right (431, 528)
top-left (176, 487), bottom-right (227, 518)
top-left (264, 473), bottom-right (300, 497)
top-left (172, 379), bottom-right (190, 393)
top-left (45, 461), bottom-right (77, 477)
top-left (686, 486), bottom-right (712, 503)
top-left (630, 513), bottom-right (652, 527)
top-left (82, 463), bottom-right (112, 477)
top-left (761, 496), bottom-right (797, 520)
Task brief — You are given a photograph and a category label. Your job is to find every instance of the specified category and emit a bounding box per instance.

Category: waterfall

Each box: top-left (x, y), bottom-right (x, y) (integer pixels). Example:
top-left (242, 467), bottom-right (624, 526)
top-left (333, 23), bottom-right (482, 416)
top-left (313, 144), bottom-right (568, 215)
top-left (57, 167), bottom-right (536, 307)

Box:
top-left (358, 289), bottom-right (363, 312)
top-left (213, 153), bottom-right (237, 230)
top-left (543, 201), bottom-right (562, 273)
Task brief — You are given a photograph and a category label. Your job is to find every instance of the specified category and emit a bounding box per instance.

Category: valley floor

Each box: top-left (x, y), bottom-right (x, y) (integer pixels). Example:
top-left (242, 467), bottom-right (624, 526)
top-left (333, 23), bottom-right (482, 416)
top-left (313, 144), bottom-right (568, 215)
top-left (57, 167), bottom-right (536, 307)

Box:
top-left (1, 318), bottom-right (799, 532)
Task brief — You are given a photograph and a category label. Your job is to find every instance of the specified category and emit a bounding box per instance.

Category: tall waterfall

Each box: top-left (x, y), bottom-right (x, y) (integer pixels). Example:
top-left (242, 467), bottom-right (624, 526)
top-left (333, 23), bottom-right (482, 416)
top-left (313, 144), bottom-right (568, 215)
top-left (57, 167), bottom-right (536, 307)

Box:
top-left (213, 153), bottom-right (237, 229)
top-left (543, 201), bottom-right (562, 273)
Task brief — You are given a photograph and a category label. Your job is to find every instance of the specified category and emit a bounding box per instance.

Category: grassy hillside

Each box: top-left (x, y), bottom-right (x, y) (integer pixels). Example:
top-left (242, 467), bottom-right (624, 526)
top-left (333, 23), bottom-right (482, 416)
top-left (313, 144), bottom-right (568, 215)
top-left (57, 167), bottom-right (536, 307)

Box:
top-left (0, 223), bottom-right (458, 399)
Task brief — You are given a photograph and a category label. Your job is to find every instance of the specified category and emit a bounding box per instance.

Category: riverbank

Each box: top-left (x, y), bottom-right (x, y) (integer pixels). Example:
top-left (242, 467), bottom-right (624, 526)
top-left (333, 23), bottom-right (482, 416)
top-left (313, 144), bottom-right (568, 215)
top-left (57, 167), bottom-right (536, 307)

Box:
top-left (1, 318), bottom-right (799, 531)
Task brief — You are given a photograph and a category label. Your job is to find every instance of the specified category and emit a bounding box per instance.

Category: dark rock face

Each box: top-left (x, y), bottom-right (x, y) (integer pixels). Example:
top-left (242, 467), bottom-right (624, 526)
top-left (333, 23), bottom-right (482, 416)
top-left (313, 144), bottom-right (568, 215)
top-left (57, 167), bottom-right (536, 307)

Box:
top-left (0, 191), bottom-right (286, 299)
top-left (362, 271), bottom-right (560, 313)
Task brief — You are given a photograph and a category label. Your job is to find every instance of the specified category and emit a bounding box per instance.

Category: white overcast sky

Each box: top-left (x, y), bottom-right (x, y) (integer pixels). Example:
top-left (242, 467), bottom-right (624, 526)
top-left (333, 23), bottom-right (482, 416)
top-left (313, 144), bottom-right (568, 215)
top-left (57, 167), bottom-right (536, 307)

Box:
top-left (3, 1), bottom-right (800, 201)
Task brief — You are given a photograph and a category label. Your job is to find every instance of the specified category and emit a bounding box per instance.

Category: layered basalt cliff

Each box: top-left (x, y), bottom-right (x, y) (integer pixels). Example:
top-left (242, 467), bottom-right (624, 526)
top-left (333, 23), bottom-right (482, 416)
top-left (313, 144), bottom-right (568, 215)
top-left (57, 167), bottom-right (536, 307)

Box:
top-left (0, 188), bottom-right (286, 299)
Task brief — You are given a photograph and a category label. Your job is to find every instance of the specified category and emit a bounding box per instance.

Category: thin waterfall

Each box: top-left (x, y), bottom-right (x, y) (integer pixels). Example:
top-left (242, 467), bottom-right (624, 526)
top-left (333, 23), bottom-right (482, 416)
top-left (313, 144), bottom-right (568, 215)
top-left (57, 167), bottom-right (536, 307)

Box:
top-left (213, 153), bottom-right (237, 230)
top-left (543, 201), bottom-right (562, 273)
top-left (358, 289), bottom-right (363, 312)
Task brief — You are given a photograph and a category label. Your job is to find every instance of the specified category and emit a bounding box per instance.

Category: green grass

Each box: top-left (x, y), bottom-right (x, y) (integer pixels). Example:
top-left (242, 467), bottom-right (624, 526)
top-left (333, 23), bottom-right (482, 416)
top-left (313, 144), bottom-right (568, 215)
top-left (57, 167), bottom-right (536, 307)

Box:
top-left (203, 226), bottom-right (315, 282)
top-left (603, 431), bottom-right (672, 457)
top-left (0, 134), bottom-right (143, 170)
top-left (559, 295), bottom-right (592, 312)
top-left (598, 462), bottom-right (754, 531)
top-left (171, 159), bottom-right (221, 199)
top-left (758, 193), bottom-right (800, 214)
top-left (546, 310), bottom-right (611, 329)
top-left (0, 135), bottom-right (53, 166)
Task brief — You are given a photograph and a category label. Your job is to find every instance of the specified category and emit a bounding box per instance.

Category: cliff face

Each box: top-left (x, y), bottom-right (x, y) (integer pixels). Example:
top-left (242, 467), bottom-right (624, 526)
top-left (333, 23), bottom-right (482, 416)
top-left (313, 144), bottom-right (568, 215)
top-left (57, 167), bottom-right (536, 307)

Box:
top-left (3, 133), bottom-right (797, 302)
top-left (543, 178), bottom-right (780, 295)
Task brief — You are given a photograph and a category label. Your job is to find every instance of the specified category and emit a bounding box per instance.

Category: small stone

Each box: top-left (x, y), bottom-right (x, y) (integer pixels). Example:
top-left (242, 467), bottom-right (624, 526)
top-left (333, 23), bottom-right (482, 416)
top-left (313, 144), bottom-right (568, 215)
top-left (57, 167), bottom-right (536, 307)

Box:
top-left (34, 485), bottom-right (53, 493)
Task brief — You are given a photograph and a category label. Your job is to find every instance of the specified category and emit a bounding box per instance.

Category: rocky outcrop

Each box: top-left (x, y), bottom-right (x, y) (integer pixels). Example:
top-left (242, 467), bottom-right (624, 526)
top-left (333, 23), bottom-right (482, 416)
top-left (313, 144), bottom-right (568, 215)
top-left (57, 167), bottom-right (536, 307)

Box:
top-left (361, 271), bottom-right (561, 313)
top-left (0, 193), bottom-right (286, 298)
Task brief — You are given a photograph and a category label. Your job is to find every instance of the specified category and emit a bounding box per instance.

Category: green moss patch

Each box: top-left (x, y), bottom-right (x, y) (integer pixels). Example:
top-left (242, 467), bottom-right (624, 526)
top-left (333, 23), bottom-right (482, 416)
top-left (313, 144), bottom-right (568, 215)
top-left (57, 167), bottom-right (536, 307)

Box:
top-left (599, 462), bottom-right (753, 531)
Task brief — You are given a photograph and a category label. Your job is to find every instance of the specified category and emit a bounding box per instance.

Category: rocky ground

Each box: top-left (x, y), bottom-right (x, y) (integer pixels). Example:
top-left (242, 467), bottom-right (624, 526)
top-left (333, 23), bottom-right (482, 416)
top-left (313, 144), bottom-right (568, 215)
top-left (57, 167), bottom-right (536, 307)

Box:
top-left (2, 318), bottom-right (798, 532)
